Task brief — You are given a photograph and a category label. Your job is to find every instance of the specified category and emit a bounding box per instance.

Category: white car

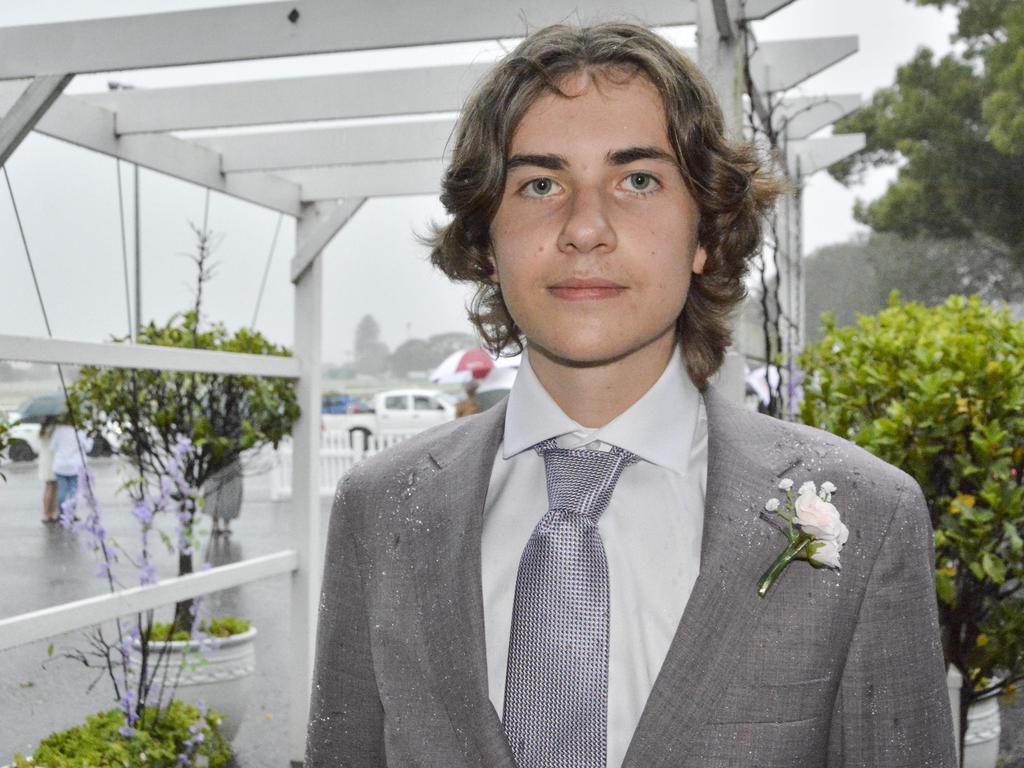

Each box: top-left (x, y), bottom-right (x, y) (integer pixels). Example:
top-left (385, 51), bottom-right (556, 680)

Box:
top-left (321, 388), bottom-right (455, 441)
top-left (4, 421), bottom-right (121, 462)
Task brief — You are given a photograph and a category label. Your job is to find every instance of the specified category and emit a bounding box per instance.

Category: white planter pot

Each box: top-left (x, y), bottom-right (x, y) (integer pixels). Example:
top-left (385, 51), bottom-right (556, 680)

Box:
top-left (129, 626), bottom-right (257, 741)
top-left (963, 693), bottom-right (1001, 768)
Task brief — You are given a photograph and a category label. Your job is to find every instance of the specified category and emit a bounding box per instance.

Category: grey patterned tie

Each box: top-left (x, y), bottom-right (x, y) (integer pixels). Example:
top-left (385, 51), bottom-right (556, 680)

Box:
top-left (503, 438), bottom-right (638, 768)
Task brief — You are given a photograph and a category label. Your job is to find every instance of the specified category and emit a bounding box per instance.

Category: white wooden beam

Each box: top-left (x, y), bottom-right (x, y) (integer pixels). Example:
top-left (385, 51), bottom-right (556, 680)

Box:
top-left (742, 0), bottom-right (799, 18)
top-left (776, 94), bottom-right (861, 140)
top-left (0, 550), bottom-right (298, 651)
top-left (279, 160), bottom-right (444, 201)
top-left (787, 133), bottom-right (866, 178)
top-left (0, 81), bottom-right (300, 215)
top-left (290, 199), bottom-right (365, 282)
top-left (750, 36), bottom-right (859, 93)
top-left (197, 118), bottom-right (457, 173)
top-left (288, 207), bottom-right (325, 764)
top-left (78, 64), bottom-right (492, 134)
top-left (0, 74), bottom-right (72, 167)
top-left (0, 0), bottom-right (701, 79)
top-left (65, 36), bottom-right (851, 139)
top-left (0, 334), bottom-right (301, 378)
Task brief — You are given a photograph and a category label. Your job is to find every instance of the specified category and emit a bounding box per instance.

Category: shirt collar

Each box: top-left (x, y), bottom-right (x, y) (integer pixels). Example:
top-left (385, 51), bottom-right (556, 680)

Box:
top-left (502, 346), bottom-right (702, 475)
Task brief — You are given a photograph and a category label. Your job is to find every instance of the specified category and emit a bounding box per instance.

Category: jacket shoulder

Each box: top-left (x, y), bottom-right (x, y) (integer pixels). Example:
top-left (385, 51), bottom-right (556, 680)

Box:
top-left (721, 400), bottom-right (919, 494)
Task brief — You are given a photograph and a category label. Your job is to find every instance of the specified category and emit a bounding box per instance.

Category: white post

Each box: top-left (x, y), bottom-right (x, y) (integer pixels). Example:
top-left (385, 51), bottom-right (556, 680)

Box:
top-left (289, 207), bottom-right (324, 766)
top-left (697, 0), bottom-right (748, 401)
top-left (947, 665), bottom-right (962, 763)
top-left (696, 0), bottom-right (744, 140)
top-left (780, 170), bottom-right (802, 416)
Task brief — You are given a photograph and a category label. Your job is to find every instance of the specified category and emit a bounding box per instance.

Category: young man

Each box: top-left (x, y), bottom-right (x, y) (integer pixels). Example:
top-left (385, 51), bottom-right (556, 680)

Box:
top-left (306, 23), bottom-right (955, 768)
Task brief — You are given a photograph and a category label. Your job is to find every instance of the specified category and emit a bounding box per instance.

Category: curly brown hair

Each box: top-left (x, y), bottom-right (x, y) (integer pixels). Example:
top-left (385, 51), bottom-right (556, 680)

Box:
top-left (426, 22), bottom-right (781, 389)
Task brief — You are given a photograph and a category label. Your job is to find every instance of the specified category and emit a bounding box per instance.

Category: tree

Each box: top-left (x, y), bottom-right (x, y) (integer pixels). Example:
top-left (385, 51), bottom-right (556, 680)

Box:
top-left (802, 232), bottom-right (1024, 342)
top-left (830, 0), bottom-right (1024, 265)
top-left (389, 338), bottom-right (436, 378)
top-left (798, 295), bottom-right (1024, 758)
top-left (71, 224), bottom-right (299, 629)
top-left (353, 314), bottom-right (389, 376)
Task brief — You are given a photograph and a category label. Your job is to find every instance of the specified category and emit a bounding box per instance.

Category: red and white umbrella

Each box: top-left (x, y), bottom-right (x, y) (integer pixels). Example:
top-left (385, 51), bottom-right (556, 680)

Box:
top-left (430, 348), bottom-right (495, 383)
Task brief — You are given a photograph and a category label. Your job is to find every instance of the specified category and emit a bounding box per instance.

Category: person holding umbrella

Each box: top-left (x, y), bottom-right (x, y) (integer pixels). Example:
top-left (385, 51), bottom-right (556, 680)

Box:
top-left (14, 393), bottom-right (70, 524)
top-left (38, 416), bottom-right (59, 523)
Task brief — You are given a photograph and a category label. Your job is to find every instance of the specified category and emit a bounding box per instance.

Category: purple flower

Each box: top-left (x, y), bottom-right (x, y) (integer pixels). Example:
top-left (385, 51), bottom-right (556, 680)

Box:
top-left (132, 500), bottom-right (154, 525)
top-left (139, 563), bottom-right (158, 586)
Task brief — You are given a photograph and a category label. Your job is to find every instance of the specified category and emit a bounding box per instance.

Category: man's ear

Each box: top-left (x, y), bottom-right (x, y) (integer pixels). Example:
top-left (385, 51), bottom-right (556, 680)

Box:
top-left (488, 250), bottom-right (500, 284)
top-left (692, 245), bottom-right (709, 275)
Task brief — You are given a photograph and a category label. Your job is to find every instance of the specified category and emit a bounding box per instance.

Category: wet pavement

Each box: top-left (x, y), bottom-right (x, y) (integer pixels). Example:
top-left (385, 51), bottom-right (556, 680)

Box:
top-left (0, 454), bottom-right (332, 767)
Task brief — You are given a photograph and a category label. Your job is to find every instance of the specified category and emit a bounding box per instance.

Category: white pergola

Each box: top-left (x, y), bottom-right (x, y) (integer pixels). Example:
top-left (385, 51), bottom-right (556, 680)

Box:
top-left (0, 2), bottom-right (864, 763)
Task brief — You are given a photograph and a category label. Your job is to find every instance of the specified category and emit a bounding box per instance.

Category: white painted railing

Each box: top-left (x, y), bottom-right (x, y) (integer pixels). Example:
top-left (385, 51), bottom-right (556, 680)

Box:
top-left (0, 551), bottom-right (298, 652)
top-left (271, 429), bottom-right (420, 499)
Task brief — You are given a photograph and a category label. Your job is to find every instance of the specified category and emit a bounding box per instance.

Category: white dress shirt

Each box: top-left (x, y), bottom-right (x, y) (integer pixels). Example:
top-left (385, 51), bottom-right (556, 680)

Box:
top-left (481, 347), bottom-right (708, 768)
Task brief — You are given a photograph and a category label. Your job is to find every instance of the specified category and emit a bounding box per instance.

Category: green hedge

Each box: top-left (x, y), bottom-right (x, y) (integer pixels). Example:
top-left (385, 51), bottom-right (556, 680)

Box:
top-left (799, 293), bottom-right (1024, 723)
top-left (12, 700), bottom-right (231, 767)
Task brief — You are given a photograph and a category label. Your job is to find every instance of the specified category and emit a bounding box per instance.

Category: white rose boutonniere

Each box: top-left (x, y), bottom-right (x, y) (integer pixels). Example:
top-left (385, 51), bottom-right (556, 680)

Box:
top-left (757, 479), bottom-right (849, 598)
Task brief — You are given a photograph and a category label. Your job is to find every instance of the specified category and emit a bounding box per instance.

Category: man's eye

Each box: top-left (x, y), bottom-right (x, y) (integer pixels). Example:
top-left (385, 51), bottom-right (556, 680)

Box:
top-left (521, 178), bottom-right (562, 198)
top-left (622, 172), bottom-right (660, 194)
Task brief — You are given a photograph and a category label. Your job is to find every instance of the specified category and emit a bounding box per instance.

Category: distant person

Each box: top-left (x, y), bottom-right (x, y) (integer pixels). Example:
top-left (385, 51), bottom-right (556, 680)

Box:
top-left (455, 380), bottom-right (482, 418)
top-left (50, 420), bottom-right (92, 519)
top-left (203, 458), bottom-right (244, 536)
top-left (38, 416), bottom-right (58, 523)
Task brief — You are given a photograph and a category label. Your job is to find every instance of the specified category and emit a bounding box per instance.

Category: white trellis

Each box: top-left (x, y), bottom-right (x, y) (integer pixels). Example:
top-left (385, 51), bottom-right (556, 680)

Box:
top-left (0, 2), bottom-right (863, 763)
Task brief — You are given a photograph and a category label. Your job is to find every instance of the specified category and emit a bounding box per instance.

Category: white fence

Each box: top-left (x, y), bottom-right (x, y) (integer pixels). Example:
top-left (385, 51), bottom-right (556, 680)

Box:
top-left (271, 428), bottom-right (420, 499)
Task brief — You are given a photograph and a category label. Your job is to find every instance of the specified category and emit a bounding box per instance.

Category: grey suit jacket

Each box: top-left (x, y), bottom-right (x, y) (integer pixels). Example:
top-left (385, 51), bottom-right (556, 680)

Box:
top-left (306, 388), bottom-right (956, 767)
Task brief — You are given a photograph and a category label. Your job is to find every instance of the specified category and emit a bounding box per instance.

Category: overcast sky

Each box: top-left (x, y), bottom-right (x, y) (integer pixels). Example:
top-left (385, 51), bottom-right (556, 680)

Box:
top-left (0, 1), bottom-right (957, 362)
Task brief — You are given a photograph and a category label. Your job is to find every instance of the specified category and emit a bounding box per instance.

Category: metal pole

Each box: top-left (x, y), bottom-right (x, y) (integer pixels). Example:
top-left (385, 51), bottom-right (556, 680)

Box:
top-left (134, 163), bottom-right (141, 338)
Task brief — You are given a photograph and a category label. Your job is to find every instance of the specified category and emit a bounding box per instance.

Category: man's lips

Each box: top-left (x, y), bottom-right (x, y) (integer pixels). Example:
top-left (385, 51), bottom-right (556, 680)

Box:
top-left (548, 278), bottom-right (626, 301)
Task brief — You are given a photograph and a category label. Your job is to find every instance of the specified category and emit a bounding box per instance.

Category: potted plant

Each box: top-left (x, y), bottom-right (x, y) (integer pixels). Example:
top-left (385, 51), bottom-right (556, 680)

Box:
top-left (128, 617), bottom-right (256, 742)
top-left (21, 439), bottom-right (236, 766)
top-left (798, 294), bottom-right (1024, 767)
top-left (45, 224), bottom-right (299, 746)
top-left (70, 224), bottom-right (300, 628)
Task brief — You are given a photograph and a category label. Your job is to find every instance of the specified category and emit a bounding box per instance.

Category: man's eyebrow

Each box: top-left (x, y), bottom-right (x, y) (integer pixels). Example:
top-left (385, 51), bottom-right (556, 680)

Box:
top-left (608, 146), bottom-right (678, 166)
top-left (505, 154), bottom-right (568, 172)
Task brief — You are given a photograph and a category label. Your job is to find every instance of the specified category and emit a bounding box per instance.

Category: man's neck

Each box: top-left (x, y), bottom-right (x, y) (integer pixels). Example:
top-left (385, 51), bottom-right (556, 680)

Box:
top-left (527, 337), bottom-right (677, 428)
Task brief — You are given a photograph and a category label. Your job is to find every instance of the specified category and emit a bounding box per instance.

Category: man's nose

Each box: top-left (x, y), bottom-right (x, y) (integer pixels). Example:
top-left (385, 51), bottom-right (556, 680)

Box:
top-left (556, 187), bottom-right (617, 254)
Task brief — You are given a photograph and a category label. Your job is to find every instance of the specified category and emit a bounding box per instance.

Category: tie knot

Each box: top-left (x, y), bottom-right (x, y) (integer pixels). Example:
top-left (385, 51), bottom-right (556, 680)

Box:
top-left (533, 439), bottom-right (637, 521)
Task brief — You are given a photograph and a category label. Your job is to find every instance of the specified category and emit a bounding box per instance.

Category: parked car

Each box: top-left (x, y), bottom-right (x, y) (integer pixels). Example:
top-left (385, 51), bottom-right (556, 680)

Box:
top-left (321, 389), bottom-right (454, 442)
top-left (321, 394), bottom-right (373, 415)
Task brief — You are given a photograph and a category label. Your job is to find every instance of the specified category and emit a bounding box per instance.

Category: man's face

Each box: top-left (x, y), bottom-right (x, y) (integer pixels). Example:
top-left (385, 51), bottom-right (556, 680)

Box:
top-left (489, 70), bottom-right (707, 369)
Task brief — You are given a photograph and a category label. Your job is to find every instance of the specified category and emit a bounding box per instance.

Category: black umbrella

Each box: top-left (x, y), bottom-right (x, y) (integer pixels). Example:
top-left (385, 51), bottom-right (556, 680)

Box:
top-left (16, 393), bottom-right (67, 423)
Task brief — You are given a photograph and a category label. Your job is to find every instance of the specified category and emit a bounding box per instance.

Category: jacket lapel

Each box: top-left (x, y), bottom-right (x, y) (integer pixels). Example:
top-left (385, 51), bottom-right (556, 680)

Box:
top-left (622, 389), bottom-right (802, 767)
top-left (413, 403), bottom-right (518, 768)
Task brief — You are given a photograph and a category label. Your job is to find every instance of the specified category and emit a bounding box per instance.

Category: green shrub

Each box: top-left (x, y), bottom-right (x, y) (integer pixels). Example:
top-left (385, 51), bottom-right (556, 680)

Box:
top-left (798, 293), bottom-right (1024, 737)
top-left (148, 616), bottom-right (251, 642)
top-left (11, 699), bottom-right (232, 767)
